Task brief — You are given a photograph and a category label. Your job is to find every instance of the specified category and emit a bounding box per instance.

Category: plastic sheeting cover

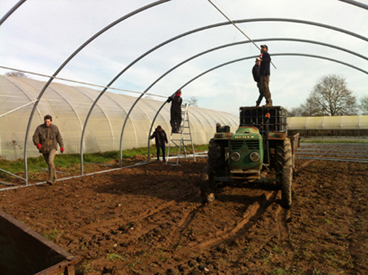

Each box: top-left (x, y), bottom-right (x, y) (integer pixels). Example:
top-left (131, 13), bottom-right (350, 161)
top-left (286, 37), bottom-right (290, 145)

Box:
top-left (0, 76), bottom-right (239, 160)
top-left (287, 116), bottom-right (368, 130)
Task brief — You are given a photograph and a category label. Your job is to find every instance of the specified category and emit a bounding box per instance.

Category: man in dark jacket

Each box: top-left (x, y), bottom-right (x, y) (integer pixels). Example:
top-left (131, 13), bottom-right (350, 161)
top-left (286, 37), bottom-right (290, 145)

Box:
top-left (259, 45), bottom-right (272, 106)
top-left (252, 57), bottom-right (263, 107)
top-left (33, 114), bottom-right (64, 185)
top-left (150, 125), bottom-right (168, 162)
top-left (167, 90), bottom-right (182, 133)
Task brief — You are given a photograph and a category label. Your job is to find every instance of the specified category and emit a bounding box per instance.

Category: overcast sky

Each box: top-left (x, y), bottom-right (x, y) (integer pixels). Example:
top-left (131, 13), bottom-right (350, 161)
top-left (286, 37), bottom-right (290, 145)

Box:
top-left (1, 0), bottom-right (367, 116)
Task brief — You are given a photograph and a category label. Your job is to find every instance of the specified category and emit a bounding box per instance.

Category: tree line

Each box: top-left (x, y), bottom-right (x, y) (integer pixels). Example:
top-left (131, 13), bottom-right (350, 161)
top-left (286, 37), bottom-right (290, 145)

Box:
top-left (288, 75), bottom-right (367, 116)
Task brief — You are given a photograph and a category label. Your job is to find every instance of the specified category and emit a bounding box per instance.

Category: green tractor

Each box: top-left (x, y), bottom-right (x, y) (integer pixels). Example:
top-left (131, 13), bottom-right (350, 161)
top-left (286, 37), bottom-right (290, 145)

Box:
top-left (201, 106), bottom-right (300, 208)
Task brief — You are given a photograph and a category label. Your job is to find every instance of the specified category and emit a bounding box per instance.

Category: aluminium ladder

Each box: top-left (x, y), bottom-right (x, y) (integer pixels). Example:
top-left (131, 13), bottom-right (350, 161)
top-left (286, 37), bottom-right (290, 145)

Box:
top-left (166, 103), bottom-right (196, 165)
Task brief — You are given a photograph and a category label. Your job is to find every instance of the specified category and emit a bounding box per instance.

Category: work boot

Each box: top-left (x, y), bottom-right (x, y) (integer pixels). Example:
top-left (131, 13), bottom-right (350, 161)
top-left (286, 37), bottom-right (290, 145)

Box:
top-left (255, 101), bottom-right (260, 107)
top-left (47, 167), bottom-right (57, 185)
top-left (262, 102), bottom-right (273, 107)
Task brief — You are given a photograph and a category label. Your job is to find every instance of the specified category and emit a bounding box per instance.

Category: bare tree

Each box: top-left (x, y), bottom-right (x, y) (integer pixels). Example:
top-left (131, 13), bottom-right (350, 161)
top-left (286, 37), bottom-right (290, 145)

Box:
top-left (5, 71), bottom-right (28, 78)
top-left (303, 75), bottom-right (358, 116)
top-left (188, 96), bottom-right (198, 107)
top-left (287, 107), bottom-right (303, 117)
top-left (360, 96), bottom-right (368, 115)
top-left (299, 97), bottom-right (326, 116)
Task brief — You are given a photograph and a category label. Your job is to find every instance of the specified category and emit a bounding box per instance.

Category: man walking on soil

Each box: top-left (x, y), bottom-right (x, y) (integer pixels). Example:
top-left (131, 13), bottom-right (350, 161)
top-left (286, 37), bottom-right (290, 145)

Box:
top-left (252, 57), bottom-right (263, 107)
top-left (150, 125), bottom-right (168, 162)
top-left (167, 90), bottom-right (182, 133)
top-left (33, 114), bottom-right (64, 185)
top-left (259, 45), bottom-right (272, 106)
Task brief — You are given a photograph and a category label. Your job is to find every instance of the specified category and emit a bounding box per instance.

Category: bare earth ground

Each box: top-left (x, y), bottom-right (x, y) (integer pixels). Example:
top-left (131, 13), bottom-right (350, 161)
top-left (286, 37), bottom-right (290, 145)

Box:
top-left (0, 158), bottom-right (367, 275)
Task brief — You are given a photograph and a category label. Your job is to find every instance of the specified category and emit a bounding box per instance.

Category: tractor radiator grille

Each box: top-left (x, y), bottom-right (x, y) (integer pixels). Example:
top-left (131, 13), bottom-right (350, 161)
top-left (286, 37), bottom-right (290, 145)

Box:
top-left (246, 140), bottom-right (260, 150)
top-left (230, 140), bottom-right (244, 150)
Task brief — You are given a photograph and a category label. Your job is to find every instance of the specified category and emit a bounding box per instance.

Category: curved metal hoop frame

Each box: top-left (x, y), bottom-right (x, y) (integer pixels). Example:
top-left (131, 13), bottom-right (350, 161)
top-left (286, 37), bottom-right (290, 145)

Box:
top-left (146, 52), bottom-right (368, 159)
top-left (2, 0), bottom-right (366, 183)
top-left (339, 0), bottom-right (368, 9)
top-left (19, 0), bottom-right (170, 182)
top-left (119, 36), bottom-right (368, 161)
top-left (0, 0), bottom-right (26, 26)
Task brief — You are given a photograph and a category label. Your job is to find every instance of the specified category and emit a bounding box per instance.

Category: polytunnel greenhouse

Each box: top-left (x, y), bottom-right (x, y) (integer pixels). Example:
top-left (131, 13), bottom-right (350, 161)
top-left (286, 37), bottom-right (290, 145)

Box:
top-left (0, 0), bottom-right (367, 189)
top-left (0, 75), bottom-right (239, 161)
top-left (0, 2), bottom-right (368, 274)
top-left (287, 116), bottom-right (368, 138)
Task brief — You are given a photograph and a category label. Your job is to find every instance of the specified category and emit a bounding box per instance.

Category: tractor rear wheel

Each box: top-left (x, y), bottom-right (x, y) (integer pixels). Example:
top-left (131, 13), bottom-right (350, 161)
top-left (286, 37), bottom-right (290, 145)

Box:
top-left (208, 138), bottom-right (223, 172)
top-left (200, 166), bottom-right (215, 203)
top-left (281, 166), bottom-right (292, 208)
top-left (200, 139), bottom-right (224, 204)
top-left (276, 138), bottom-right (293, 208)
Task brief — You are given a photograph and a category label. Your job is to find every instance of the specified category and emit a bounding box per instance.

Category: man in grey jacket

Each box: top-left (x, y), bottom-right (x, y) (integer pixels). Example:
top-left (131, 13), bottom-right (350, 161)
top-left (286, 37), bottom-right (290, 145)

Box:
top-left (33, 114), bottom-right (64, 185)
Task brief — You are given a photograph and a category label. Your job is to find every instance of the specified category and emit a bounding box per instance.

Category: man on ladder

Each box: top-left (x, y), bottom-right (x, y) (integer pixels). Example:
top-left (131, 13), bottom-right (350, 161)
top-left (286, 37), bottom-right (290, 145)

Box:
top-left (167, 89), bottom-right (182, 133)
top-left (166, 101), bottom-right (196, 165)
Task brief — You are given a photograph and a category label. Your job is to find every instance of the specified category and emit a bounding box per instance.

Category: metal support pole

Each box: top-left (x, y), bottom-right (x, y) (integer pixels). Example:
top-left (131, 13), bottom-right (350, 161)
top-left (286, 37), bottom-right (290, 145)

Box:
top-left (18, 0), bottom-right (169, 181)
top-left (77, 1), bottom-right (170, 174)
top-left (339, 0), bottom-right (368, 9)
top-left (0, 100), bottom-right (37, 118)
top-left (118, 36), bottom-right (368, 167)
top-left (0, 0), bottom-right (26, 26)
top-left (208, 0), bottom-right (277, 69)
top-left (20, 16), bottom-right (367, 181)
top-left (117, 20), bottom-right (368, 167)
top-left (179, 54), bottom-right (368, 92)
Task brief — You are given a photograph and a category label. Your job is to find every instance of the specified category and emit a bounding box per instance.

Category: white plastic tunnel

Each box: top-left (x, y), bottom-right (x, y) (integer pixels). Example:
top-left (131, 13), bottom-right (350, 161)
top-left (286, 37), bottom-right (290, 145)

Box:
top-left (0, 75), bottom-right (239, 161)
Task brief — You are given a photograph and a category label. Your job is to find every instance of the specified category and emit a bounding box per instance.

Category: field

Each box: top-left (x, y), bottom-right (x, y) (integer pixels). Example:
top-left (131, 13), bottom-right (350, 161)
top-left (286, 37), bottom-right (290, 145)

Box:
top-left (0, 156), bottom-right (367, 274)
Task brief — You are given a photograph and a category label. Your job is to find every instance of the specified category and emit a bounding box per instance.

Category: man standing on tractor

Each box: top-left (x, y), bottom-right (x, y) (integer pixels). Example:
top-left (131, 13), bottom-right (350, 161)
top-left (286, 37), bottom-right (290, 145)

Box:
top-left (259, 45), bottom-right (272, 107)
top-left (167, 89), bottom-right (182, 133)
top-left (252, 57), bottom-right (263, 107)
top-left (33, 114), bottom-right (64, 185)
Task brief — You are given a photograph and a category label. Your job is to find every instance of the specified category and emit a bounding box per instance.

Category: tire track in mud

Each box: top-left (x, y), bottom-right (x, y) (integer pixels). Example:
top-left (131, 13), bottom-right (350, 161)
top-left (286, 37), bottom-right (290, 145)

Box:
top-left (166, 203), bottom-right (204, 249)
top-left (64, 179), bottom-right (201, 245)
top-left (175, 190), bottom-right (278, 255)
top-left (63, 200), bottom-right (180, 255)
top-left (274, 203), bottom-right (294, 251)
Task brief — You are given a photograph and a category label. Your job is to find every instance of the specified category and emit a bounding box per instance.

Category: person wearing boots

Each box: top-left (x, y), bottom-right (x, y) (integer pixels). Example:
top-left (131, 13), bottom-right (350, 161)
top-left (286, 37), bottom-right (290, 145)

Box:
top-left (150, 125), bottom-right (168, 162)
top-left (33, 114), bottom-right (64, 185)
top-left (167, 89), bottom-right (182, 133)
top-left (259, 45), bottom-right (272, 106)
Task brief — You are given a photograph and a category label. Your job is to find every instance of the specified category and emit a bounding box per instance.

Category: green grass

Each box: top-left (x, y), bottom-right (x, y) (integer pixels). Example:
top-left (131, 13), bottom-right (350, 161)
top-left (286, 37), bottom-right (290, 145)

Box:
top-left (43, 228), bottom-right (62, 241)
top-left (0, 144), bottom-right (208, 182)
top-left (107, 253), bottom-right (126, 261)
top-left (75, 261), bottom-right (94, 275)
top-left (268, 268), bottom-right (287, 275)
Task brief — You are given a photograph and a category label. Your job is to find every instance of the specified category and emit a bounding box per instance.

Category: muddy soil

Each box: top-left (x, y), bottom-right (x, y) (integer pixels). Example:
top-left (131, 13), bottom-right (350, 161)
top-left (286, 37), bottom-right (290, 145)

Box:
top-left (0, 158), bottom-right (367, 275)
